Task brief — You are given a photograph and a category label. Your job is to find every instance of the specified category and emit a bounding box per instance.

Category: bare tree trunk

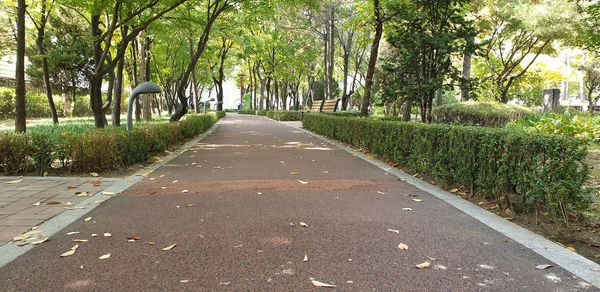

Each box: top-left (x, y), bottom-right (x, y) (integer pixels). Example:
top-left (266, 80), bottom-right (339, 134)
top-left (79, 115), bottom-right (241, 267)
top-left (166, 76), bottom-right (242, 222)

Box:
top-left (360, 0), bottom-right (383, 117)
top-left (461, 53), bottom-right (471, 102)
top-left (139, 32), bottom-right (152, 121)
top-left (112, 56), bottom-right (125, 126)
top-left (328, 8), bottom-right (335, 100)
top-left (15, 0), bottom-right (26, 133)
top-left (35, 0), bottom-right (58, 124)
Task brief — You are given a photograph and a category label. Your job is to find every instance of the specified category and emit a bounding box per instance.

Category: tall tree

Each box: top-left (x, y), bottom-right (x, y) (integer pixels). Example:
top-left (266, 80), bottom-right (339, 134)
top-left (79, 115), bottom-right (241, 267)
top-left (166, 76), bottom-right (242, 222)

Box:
top-left (15, 0), bottom-right (26, 133)
top-left (360, 0), bottom-right (385, 116)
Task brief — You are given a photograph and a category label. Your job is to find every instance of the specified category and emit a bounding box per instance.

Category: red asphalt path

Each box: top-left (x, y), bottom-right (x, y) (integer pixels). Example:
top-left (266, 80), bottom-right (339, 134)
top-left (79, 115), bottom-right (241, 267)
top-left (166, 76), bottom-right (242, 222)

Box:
top-left (0, 115), bottom-right (594, 291)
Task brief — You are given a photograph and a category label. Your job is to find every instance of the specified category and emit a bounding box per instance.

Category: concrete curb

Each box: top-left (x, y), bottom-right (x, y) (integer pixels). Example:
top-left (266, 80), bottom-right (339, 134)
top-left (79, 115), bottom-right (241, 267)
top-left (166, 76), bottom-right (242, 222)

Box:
top-left (279, 119), bottom-right (600, 288)
top-left (0, 119), bottom-right (222, 268)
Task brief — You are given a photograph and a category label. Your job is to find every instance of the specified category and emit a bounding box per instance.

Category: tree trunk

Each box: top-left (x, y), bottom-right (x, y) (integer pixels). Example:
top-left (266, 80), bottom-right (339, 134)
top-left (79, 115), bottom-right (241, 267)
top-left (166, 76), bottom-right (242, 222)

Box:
top-left (15, 0), bottom-right (26, 133)
top-left (139, 33), bottom-right (152, 121)
top-left (360, 0), bottom-right (383, 117)
top-left (37, 0), bottom-right (58, 124)
top-left (461, 53), bottom-right (471, 102)
top-left (89, 14), bottom-right (105, 128)
top-left (328, 9), bottom-right (335, 99)
top-left (112, 56), bottom-right (125, 126)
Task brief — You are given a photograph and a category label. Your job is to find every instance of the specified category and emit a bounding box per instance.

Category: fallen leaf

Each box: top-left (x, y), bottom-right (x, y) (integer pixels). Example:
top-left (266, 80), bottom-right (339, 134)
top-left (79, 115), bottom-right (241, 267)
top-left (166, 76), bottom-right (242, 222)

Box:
top-left (5, 179), bottom-right (23, 184)
top-left (60, 244), bottom-right (79, 257)
top-left (412, 199), bottom-right (423, 202)
top-left (172, 180), bottom-right (179, 184)
top-left (567, 246), bottom-right (576, 252)
top-left (322, 171), bottom-right (329, 174)
top-left (31, 238), bottom-right (48, 245)
top-left (449, 188), bottom-right (459, 193)
top-left (148, 242), bottom-right (155, 245)
top-left (33, 202), bottom-right (41, 206)
top-left (103, 233), bottom-right (111, 237)
top-left (127, 236), bottom-right (141, 241)
top-left (162, 244), bottom-right (176, 251)
top-left (311, 280), bottom-right (336, 288)
top-left (99, 253), bottom-right (111, 260)
top-left (402, 208), bottom-right (413, 211)
top-left (303, 255), bottom-right (308, 262)
top-left (257, 192), bottom-right (262, 195)
top-left (387, 229), bottom-right (400, 234)
top-left (180, 280), bottom-right (189, 283)
top-left (80, 265), bottom-right (84, 270)
top-left (186, 204), bottom-right (194, 207)
top-left (181, 190), bottom-right (189, 193)
top-left (298, 180), bottom-right (309, 185)
top-left (76, 192), bottom-right (91, 197)
top-left (536, 264), bottom-right (553, 270)
top-left (91, 234), bottom-right (98, 237)
top-left (67, 232), bottom-right (80, 235)
top-left (73, 239), bottom-right (88, 242)
top-left (93, 181), bottom-right (101, 187)
top-left (377, 191), bottom-right (385, 194)
top-left (398, 243), bottom-right (409, 250)
top-left (90, 172), bottom-right (99, 177)
top-left (46, 201), bottom-right (61, 205)
top-left (416, 262), bottom-right (431, 269)
top-left (84, 217), bottom-right (92, 222)
top-left (94, 200), bottom-right (105, 204)
top-left (101, 191), bottom-right (116, 195)
top-left (299, 222), bottom-right (309, 228)
top-left (290, 172), bottom-right (300, 175)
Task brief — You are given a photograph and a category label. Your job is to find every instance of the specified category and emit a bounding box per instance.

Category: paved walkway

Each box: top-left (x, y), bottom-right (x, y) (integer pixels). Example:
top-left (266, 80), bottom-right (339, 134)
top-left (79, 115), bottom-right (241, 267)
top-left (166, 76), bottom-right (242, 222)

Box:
top-left (0, 177), bottom-right (120, 246)
top-left (0, 115), bottom-right (595, 291)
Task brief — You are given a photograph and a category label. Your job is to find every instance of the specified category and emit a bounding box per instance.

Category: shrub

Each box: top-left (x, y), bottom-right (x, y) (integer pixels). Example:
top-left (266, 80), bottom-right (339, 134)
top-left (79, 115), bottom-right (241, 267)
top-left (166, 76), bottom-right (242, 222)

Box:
top-left (73, 97), bottom-right (93, 117)
top-left (507, 111), bottom-right (600, 143)
top-left (0, 133), bottom-right (29, 174)
top-left (321, 111), bottom-right (363, 118)
top-left (0, 87), bottom-right (64, 119)
top-left (255, 110), bottom-right (268, 116)
top-left (266, 110), bottom-right (303, 121)
top-left (0, 114), bottom-right (218, 174)
top-left (433, 101), bottom-right (535, 127)
top-left (303, 113), bottom-right (592, 216)
top-left (238, 109), bottom-right (256, 115)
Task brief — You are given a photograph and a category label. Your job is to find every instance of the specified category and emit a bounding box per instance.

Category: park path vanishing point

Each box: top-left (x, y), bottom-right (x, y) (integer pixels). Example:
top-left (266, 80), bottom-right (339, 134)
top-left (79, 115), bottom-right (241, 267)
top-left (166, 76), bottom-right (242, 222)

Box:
top-left (0, 114), bottom-right (596, 291)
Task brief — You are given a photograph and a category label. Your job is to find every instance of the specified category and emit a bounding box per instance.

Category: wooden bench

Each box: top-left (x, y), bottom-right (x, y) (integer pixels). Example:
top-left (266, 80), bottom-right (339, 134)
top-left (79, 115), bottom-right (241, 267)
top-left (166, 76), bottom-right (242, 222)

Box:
top-left (310, 100), bottom-right (324, 112)
top-left (321, 99), bottom-right (340, 113)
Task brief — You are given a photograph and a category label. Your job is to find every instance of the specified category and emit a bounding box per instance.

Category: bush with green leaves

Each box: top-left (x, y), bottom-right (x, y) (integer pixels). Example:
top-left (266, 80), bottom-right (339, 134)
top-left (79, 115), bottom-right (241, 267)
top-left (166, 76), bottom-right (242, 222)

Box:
top-left (255, 110), bottom-right (268, 116)
top-left (266, 110), bottom-right (303, 121)
top-left (238, 109), bottom-right (256, 115)
top-left (0, 113), bottom-right (221, 174)
top-left (303, 113), bottom-right (592, 217)
top-left (507, 110), bottom-right (600, 143)
top-left (433, 101), bottom-right (536, 127)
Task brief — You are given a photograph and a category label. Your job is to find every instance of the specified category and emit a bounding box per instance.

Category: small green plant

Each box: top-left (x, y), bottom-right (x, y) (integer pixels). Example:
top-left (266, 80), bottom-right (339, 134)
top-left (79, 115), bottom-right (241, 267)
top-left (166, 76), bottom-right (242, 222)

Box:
top-left (508, 110), bottom-right (600, 143)
top-left (266, 110), bottom-right (303, 121)
top-left (433, 101), bottom-right (536, 127)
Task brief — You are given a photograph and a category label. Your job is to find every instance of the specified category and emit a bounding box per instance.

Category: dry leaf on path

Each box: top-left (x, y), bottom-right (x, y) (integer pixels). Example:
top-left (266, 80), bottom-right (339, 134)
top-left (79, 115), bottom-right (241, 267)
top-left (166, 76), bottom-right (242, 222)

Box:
top-left (46, 201), bottom-right (61, 205)
top-left (449, 188), bottom-right (459, 193)
top-left (99, 253), bottom-right (111, 260)
top-left (536, 264), bottom-right (553, 270)
top-left (311, 280), bottom-right (337, 288)
top-left (76, 192), bottom-right (91, 197)
top-left (101, 191), bottom-right (116, 195)
top-left (33, 202), bottom-right (41, 206)
top-left (61, 244), bottom-right (79, 257)
top-left (387, 229), bottom-right (400, 234)
top-left (103, 233), bottom-right (111, 237)
top-left (303, 255), bottom-right (308, 262)
top-left (186, 204), bottom-right (194, 207)
top-left (412, 199), bottom-right (423, 202)
top-left (298, 180), bottom-right (309, 185)
top-left (84, 217), bottom-right (92, 222)
top-left (398, 243), bottom-right (409, 250)
top-left (172, 180), bottom-right (179, 184)
top-left (162, 244), bottom-right (176, 251)
top-left (299, 222), bottom-right (309, 228)
top-left (290, 172), bottom-right (300, 175)
top-left (31, 238), bottom-right (48, 245)
top-left (377, 191), bottom-right (385, 195)
top-left (181, 190), bottom-right (189, 193)
top-left (67, 232), bottom-right (80, 235)
top-left (5, 179), bottom-right (23, 184)
top-left (402, 208), bottom-right (413, 211)
top-left (90, 172), bottom-right (99, 177)
top-left (416, 262), bottom-right (431, 269)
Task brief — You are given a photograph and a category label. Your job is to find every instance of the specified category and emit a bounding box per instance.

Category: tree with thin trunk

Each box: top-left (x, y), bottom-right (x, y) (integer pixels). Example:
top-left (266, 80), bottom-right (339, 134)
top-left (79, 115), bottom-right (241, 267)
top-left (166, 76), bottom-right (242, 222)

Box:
top-left (27, 0), bottom-right (59, 124)
top-left (15, 0), bottom-right (26, 133)
top-left (360, 0), bottom-right (385, 117)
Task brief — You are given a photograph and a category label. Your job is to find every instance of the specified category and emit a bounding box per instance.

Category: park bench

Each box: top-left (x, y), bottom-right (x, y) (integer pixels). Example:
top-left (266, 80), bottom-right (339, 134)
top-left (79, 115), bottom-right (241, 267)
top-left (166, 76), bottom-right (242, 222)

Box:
top-left (301, 99), bottom-right (340, 119)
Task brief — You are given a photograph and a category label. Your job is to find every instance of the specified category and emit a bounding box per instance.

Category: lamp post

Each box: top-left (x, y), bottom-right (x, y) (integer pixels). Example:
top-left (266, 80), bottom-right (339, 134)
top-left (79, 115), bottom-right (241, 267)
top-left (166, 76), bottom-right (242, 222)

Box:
top-left (204, 98), bottom-right (216, 114)
top-left (127, 82), bottom-right (161, 131)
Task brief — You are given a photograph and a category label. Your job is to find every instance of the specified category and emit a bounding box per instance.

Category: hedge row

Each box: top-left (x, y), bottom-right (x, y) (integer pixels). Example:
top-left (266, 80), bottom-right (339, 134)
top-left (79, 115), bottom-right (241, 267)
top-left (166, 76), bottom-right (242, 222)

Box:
top-left (0, 114), bottom-right (219, 174)
top-left (303, 113), bottom-right (592, 215)
top-left (266, 110), bottom-right (303, 121)
top-left (0, 87), bottom-right (95, 119)
top-left (433, 101), bottom-right (535, 127)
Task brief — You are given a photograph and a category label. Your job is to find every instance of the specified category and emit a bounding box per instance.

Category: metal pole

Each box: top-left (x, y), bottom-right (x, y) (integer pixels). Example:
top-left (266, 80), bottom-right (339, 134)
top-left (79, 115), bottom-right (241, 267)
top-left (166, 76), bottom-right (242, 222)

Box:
top-left (127, 82), bottom-right (161, 131)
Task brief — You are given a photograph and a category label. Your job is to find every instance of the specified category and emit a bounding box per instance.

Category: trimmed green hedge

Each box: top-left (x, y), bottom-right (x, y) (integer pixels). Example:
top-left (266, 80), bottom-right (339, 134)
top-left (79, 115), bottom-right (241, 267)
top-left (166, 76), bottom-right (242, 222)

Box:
top-left (0, 114), bottom-right (220, 174)
top-left (303, 113), bottom-right (592, 216)
top-left (433, 101), bottom-right (535, 127)
top-left (255, 110), bottom-right (268, 116)
top-left (238, 109), bottom-right (256, 115)
top-left (266, 110), bottom-right (303, 121)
